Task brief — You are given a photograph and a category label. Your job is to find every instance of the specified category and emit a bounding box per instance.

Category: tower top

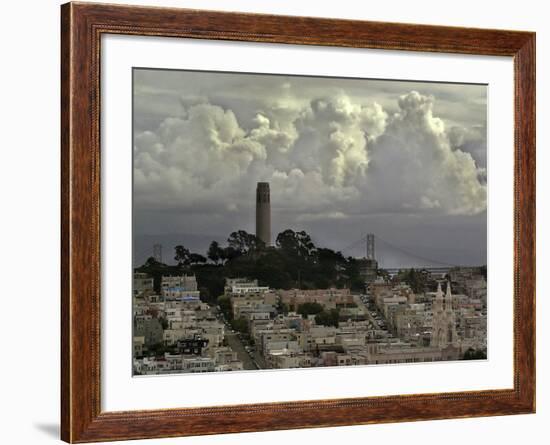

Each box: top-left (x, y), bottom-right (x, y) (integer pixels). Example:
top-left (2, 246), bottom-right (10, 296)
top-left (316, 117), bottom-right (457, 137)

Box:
top-left (257, 182), bottom-right (270, 189)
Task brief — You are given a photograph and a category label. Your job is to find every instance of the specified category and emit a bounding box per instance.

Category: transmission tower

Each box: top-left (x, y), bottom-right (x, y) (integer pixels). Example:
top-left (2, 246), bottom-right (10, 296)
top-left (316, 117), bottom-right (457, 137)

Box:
top-left (366, 233), bottom-right (375, 260)
top-left (153, 243), bottom-right (163, 263)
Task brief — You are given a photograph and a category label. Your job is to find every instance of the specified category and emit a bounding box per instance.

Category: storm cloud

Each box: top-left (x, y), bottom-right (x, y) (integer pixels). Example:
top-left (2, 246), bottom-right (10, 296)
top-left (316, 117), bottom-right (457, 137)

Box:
top-left (133, 69), bottom-right (487, 267)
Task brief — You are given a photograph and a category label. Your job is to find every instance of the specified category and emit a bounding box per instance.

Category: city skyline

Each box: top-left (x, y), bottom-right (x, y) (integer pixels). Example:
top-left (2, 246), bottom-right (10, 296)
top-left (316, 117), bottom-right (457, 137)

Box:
top-left (133, 68), bottom-right (487, 267)
top-left (133, 69), bottom-right (488, 375)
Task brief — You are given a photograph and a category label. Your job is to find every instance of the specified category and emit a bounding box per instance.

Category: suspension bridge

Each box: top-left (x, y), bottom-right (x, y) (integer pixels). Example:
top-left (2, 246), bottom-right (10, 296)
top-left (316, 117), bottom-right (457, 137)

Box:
top-left (338, 233), bottom-right (465, 274)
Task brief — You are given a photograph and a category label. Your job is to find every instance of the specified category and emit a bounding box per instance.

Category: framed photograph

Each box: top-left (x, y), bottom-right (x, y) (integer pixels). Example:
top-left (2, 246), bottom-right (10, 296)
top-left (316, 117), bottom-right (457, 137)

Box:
top-left (61, 2), bottom-right (535, 442)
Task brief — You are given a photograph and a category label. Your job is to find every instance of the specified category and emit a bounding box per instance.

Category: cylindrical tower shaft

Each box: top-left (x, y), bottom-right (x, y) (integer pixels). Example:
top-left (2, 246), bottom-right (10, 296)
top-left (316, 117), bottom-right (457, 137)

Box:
top-left (256, 182), bottom-right (271, 246)
top-left (366, 233), bottom-right (375, 260)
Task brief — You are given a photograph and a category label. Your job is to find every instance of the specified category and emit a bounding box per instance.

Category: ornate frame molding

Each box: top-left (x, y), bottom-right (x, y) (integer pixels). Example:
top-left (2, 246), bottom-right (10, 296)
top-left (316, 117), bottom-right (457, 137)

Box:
top-left (61, 2), bottom-right (535, 442)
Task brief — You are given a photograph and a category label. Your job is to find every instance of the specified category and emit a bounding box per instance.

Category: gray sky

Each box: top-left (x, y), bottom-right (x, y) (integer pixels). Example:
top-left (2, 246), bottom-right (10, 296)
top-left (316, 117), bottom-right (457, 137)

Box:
top-left (133, 68), bottom-right (487, 268)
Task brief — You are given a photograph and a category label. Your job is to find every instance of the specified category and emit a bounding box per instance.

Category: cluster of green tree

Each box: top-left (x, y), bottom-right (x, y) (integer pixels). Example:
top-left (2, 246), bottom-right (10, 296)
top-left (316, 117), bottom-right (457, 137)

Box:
top-left (136, 229), bottom-right (368, 303)
top-left (135, 257), bottom-right (184, 294)
top-left (217, 295), bottom-right (233, 320)
top-left (314, 309), bottom-right (340, 328)
top-left (223, 229), bottom-right (364, 291)
top-left (230, 317), bottom-right (249, 334)
top-left (462, 348), bottom-right (487, 360)
top-left (296, 302), bottom-right (324, 318)
top-left (296, 303), bottom-right (340, 327)
top-left (396, 268), bottom-right (429, 293)
top-left (146, 342), bottom-right (176, 357)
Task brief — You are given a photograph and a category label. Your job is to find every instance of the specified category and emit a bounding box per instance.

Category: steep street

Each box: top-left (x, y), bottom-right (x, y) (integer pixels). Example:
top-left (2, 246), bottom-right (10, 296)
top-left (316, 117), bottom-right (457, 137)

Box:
top-left (225, 332), bottom-right (258, 370)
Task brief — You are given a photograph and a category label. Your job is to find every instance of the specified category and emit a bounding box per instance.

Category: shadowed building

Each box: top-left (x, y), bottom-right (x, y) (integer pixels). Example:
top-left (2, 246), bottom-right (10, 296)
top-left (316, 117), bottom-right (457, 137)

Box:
top-left (256, 182), bottom-right (271, 246)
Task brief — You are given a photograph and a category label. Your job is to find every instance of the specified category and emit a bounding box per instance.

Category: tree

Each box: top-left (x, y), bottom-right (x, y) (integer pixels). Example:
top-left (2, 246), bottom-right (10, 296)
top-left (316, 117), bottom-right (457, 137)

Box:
top-left (397, 268), bottom-right (426, 293)
top-left (227, 230), bottom-right (265, 255)
top-left (231, 317), bottom-right (249, 334)
top-left (188, 253), bottom-right (207, 265)
top-left (463, 348), bottom-right (487, 360)
top-left (317, 248), bottom-right (346, 267)
top-left (297, 302), bottom-right (324, 318)
top-left (144, 256), bottom-right (163, 267)
top-left (174, 245), bottom-right (191, 266)
top-left (198, 286), bottom-right (211, 303)
top-left (147, 342), bottom-right (172, 357)
top-left (217, 295), bottom-right (233, 321)
top-left (276, 229), bottom-right (317, 260)
top-left (158, 317), bottom-right (169, 330)
top-left (315, 248), bottom-right (347, 286)
top-left (315, 309), bottom-right (340, 327)
top-left (193, 267), bottom-right (225, 303)
top-left (207, 241), bottom-right (223, 264)
top-left (222, 246), bottom-right (241, 262)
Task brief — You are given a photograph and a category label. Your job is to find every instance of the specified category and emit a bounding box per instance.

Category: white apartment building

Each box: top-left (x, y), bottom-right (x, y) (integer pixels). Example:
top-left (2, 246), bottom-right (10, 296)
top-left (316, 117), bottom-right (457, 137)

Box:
top-left (225, 278), bottom-right (269, 295)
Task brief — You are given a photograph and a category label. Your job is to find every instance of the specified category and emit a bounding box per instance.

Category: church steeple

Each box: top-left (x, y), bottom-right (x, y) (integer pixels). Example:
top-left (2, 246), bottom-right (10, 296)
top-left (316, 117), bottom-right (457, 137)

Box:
top-left (436, 281), bottom-right (443, 300)
top-left (445, 280), bottom-right (453, 312)
top-left (433, 281), bottom-right (444, 313)
top-left (431, 280), bottom-right (458, 349)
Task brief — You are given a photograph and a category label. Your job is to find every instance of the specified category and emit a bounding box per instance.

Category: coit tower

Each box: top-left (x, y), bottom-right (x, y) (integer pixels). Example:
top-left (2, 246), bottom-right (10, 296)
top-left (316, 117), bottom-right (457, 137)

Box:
top-left (256, 182), bottom-right (271, 246)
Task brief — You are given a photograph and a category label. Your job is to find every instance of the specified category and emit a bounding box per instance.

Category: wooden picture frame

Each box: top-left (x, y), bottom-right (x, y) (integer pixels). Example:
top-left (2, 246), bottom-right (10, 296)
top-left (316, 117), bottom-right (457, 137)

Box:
top-left (61, 2), bottom-right (535, 442)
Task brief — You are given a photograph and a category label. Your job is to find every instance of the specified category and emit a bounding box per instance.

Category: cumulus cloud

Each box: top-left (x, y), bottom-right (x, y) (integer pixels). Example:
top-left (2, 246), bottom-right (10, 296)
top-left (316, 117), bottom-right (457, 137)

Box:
top-left (448, 122), bottom-right (487, 171)
top-left (292, 93), bottom-right (387, 187)
top-left (134, 87), bottom-right (486, 221)
top-left (366, 91), bottom-right (486, 215)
